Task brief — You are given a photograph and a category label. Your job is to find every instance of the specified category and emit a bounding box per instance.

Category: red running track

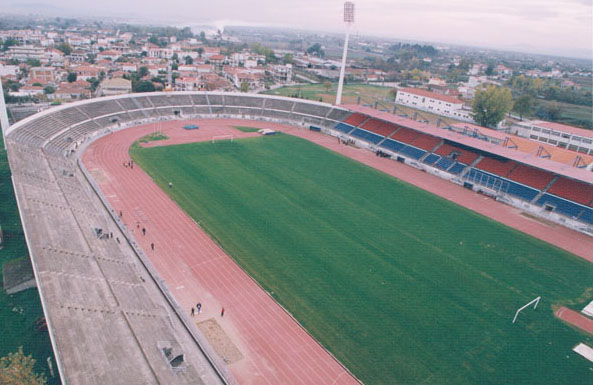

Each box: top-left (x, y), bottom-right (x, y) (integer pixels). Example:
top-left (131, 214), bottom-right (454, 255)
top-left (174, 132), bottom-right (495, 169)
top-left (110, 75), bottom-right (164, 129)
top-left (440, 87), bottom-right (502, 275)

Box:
top-left (83, 119), bottom-right (362, 385)
top-left (555, 307), bottom-right (593, 335)
top-left (83, 119), bottom-right (593, 385)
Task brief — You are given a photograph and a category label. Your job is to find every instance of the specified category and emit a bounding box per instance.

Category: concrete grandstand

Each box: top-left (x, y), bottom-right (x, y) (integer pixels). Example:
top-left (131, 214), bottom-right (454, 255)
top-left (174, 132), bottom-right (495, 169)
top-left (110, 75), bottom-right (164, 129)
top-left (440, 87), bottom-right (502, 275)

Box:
top-left (4, 92), bottom-right (593, 384)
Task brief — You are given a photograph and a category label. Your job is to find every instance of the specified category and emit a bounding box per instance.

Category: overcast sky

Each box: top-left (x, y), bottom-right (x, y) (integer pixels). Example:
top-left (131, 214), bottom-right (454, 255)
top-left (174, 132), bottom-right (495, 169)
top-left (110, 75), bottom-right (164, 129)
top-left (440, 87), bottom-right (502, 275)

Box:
top-left (6, 0), bottom-right (593, 59)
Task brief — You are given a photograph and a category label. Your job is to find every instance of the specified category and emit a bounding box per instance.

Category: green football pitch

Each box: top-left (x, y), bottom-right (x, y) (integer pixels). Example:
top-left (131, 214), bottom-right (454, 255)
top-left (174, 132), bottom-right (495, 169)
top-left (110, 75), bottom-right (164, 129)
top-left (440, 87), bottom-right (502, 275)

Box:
top-left (131, 134), bottom-right (593, 385)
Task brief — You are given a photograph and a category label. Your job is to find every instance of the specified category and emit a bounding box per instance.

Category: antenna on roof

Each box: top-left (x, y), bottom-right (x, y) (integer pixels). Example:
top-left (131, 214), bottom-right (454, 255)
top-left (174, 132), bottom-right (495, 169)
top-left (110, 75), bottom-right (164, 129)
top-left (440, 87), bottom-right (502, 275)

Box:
top-left (336, 2), bottom-right (355, 105)
top-left (0, 80), bottom-right (10, 149)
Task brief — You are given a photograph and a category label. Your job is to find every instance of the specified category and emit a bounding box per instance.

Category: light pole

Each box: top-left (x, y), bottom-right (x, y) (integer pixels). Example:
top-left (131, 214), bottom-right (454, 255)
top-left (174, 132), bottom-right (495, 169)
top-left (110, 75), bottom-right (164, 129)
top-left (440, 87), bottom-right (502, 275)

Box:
top-left (336, 2), bottom-right (354, 105)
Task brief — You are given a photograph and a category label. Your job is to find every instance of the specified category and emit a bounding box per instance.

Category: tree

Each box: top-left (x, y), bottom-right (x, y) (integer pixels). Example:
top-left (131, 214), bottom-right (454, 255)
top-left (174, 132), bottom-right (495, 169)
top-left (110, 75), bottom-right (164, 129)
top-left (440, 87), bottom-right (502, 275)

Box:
top-left (184, 56), bottom-right (193, 65)
top-left (323, 81), bottom-right (332, 93)
top-left (283, 53), bottom-right (294, 65)
top-left (513, 95), bottom-right (532, 120)
top-left (27, 59), bottom-right (41, 67)
top-left (199, 31), bottom-right (206, 41)
top-left (197, 47), bottom-right (204, 58)
top-left (138, 66), bottom-right (149, 78)
top-left (389, 88), bottom-right (398, 101)
top-left (485, 64), bottom-right (495, 76)
top-left (67, 72), bottom-right (77, 83)
top-left (0, 347), bottom-right (47, 385)
top-left (239, 81), bottom-right (249, 93)
top-left (472, 85), bottom-right (513, 128)
top-left (148, 36), bottom-right (160, 46)
top-left (135, 80), bottom-right (155, 93)
top-left (307, 43), bottom-right (324, 57)
top-left (56, 42), bottom-right (72, 55)
top-left (43, 86), bottom-right (55, 95)
top-left (1, 37), bottom-right (19, 51)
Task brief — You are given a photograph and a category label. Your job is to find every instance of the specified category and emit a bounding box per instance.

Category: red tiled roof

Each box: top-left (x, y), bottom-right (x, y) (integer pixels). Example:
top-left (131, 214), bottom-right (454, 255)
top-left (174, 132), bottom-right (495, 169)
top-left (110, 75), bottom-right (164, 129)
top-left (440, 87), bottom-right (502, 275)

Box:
top-left (399, 87), bottom-right (463, 105)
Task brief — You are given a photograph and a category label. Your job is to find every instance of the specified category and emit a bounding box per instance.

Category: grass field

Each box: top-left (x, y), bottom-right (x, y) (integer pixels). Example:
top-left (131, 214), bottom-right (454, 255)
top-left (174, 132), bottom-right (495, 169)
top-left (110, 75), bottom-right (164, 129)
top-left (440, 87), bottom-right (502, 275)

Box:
top-left (131, 134), bottom-right (593, 385)
top-left (0, 135), bottom-right (59, 384)
top-left (233, 126), bottom-right (260, 133)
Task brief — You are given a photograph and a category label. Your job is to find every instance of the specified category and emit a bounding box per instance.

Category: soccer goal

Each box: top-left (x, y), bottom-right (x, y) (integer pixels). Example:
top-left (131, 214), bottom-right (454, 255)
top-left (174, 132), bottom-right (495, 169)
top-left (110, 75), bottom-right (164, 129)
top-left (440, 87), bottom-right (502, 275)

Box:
top-left (512, 296), bottom-right (541, 324)
top-left (211, 134), bottom-right (234, 144)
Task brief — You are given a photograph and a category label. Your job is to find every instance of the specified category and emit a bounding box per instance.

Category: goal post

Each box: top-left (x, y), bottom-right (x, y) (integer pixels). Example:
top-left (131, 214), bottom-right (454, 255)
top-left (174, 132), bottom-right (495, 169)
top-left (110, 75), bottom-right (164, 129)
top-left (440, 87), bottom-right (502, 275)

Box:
top-left (211, 134), bottom-right (234, 144)
top-left (512, 296), bottom-right (541, 324)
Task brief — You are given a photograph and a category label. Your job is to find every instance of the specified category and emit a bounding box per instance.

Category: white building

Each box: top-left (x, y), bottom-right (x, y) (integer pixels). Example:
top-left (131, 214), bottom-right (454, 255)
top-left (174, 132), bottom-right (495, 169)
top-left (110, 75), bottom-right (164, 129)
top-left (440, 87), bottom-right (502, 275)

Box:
top-left (396, 87), bottom-right (473, 122)
top-left (511, 120), bottom-right (593, 155)
top-left (97, 77), bottom-right (131, 96)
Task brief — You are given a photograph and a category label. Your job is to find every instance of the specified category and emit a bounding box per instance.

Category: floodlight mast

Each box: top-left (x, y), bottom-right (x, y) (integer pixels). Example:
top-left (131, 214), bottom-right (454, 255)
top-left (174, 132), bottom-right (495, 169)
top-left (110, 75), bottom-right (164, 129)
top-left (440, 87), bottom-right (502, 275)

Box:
top-left (336, 2), bottom-right (355, 105)
top-left (0, 80), bottom-right (10, 149)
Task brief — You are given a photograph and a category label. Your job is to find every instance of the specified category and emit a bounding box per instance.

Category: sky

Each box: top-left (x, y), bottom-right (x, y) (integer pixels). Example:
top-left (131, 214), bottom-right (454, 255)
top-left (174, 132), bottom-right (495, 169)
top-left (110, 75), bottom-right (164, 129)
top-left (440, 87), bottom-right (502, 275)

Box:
top-left (5, 0), bottom-right (593, 59)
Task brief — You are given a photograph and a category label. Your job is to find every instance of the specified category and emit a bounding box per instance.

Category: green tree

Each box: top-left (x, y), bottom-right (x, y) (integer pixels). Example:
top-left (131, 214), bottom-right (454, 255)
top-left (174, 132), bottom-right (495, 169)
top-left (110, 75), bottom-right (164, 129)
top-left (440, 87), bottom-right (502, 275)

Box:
top-left (27, 59), bottom-right (41, 67)
top-left (513, 95), bottom-right (532, 120)
top-left (283, 53), bottom-right (294, 65)
top-left (239, 82), bottom-right (250, 92)
top-left (67, 72), bottom-right (77, 83)
top-left (306, 43), bottom-right (324, 57)
top-left (184, 56), bottom-right (193, 65)
top-left (56, 42), bottom-right (72, 55)
top-left (197, 47), bottom-right (204, 58)
top-left (472, 85), bottom-right (513, 128)
top-left (485, 64), bottom-right (495, 76)
top-left (323, 81), bottom-right (332, 93)
top-left (43, 86), bottom-right (55, 95)
top-left (0, 347), bottom-right (47, 385)
top-left (389, 88), bottom-right (398, 101)
top-left (148, 36), bottom-right (160, 46)
top-left (1, 37), bottom-right (19, 51)
top-left (138, 66), bottom-right (149, 78)
top-left (135, 80), bottom-right (155, 93)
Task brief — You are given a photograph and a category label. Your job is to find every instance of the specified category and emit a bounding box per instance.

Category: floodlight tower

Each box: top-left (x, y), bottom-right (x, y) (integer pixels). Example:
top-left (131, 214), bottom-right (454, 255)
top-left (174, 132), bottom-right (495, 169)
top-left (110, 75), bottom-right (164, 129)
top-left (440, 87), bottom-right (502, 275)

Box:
top-left (336, 1), bottom-right (354, 105)
top-left (0, 80), bottom-right (9, 149)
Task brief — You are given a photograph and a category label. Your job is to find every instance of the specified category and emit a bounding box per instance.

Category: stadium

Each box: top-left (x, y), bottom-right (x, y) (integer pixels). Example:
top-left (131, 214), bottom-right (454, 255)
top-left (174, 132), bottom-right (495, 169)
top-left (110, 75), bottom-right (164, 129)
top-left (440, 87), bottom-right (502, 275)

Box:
top-left (3, 91), bottom-right (593, 385)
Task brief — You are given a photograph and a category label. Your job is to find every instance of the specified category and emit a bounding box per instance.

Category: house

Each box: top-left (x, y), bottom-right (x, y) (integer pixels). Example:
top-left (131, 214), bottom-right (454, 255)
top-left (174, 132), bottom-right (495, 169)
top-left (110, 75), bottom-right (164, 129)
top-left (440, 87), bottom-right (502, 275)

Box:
top-left (511, 120), bottom-right (593, 155)
top-left (174, 77), bottom-right (203, 91)
top-left (97, 77), bottom-right (131, 96)
top-left (30, 67), bottom-right (56, 84)
top-left (395, 87), bottom-right (473, 122)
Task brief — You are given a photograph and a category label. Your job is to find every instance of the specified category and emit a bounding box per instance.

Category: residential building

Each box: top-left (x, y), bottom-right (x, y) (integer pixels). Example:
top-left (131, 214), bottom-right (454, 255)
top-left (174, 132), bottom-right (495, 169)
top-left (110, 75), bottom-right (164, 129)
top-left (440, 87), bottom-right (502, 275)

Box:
top-left (511, 120), bottom-right (593, 155)
top-left (395, 87), bottom-right (473, 121)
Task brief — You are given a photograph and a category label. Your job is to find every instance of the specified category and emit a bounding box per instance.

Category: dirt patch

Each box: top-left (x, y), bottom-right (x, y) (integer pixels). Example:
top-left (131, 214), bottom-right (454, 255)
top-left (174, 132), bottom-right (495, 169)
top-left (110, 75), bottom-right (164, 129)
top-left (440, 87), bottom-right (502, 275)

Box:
top-left (89, 168), bottom-right (109, 184)
top-left (197, 318), bottom-right (244, 364)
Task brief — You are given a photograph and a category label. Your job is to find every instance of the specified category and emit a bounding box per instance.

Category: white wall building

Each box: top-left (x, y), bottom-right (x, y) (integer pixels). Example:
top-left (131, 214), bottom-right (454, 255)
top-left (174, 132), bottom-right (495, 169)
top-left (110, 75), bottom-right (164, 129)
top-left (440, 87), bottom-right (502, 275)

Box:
top-left (395, 87), bottom-right (473, 122)
top-left (511, 120), bottom-right (593, 155)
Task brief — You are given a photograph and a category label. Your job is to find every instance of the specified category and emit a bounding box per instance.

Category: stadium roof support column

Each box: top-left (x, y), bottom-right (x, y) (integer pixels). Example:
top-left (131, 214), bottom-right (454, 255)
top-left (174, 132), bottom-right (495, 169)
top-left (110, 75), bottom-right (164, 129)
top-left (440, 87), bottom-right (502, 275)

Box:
top-left (336, 2), bottom-right (355, 105)
top-left (0, 80), bottom-right (10, 148)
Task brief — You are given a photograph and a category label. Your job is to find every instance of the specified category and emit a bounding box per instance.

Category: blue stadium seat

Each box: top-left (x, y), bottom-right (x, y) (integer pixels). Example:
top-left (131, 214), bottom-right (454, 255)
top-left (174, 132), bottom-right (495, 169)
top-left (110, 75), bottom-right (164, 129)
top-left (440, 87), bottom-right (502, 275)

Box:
top-left (400, 146), bottom-right (426, 160)
top-left (537, 194), bottom-right (592, 222)
top-left (350, 128), bottom-right (384, 144)
top-left (380, 139), bottom-right (406, 152)
top-left (334, 122), bottom-right (355, 134)
top-left (448, 162), bottom-right (466, 175)
top-left (466, 168), bottom-right (539, 201)
top-left (423, 153), bottom-right (440, 165)
top-left (435, 157), bottom-right (455, 170)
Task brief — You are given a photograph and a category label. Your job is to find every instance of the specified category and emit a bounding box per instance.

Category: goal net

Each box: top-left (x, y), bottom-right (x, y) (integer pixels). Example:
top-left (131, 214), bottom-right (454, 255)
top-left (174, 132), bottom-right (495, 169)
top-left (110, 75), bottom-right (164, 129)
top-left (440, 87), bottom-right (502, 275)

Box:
top-left (211, 135), bottom-right (234, 144)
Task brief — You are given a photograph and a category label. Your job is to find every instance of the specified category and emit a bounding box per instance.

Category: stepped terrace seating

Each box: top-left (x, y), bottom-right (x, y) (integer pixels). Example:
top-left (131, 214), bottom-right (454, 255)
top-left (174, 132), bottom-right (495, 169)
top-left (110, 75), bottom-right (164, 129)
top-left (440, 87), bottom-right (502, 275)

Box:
top-left (207, 94), bottom-right (224, 106)
top-left (423, 153), bottom-right (440, 165)
top-left (225, 95), bottom-right (264, 108)
top-left (343, 113), bottom-right (367, 127)
top-left (334, 122), bottom-right (356, 134)
top-left (361, 119), bottom-right (398, 137)
top-left (435, 143), bottom-right (480, 165)
top-left (191, 94), bottom-right (209, 106)
top-left (293, 103), bottom-right (331, 117)
top-left (474, 157), bottom-right (517, 177)
top-left (466, 168), bottom-right (540, 201)
top-left (78, 100), bottom-right (124, 118)
top-left (380, 138), bottom-right (406, 153)
top-left (116, 97), bottom-right (141, 111)
top-left (327, 108), bottom-right (352, 122)
top-left (391, 127), bottom-right (420, 144)
top-left (264, 98), bottom-right (294, 112)
top-left (51, 108), bottom-right (88, 127)
top-left (410, 134), bottom-right (441, 151)
top-left (506, 165), bottom-right (554, 190)
top-left (350, 128), bottom-right (383, 144)
top-left (537, 194), bottom-right (593, 224)
top-left (448, 162), bottom-right (467, 175)
top-left (132, 96), bottom-right (154, 109)
top-left (547, 177), bottom-right (593, 206)
top-left (149, 94), bottom-right (192, 107)
top-left (399, 145), bottom-right (426, 160)
top-left (435, 157), bottom-right (455, 171)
